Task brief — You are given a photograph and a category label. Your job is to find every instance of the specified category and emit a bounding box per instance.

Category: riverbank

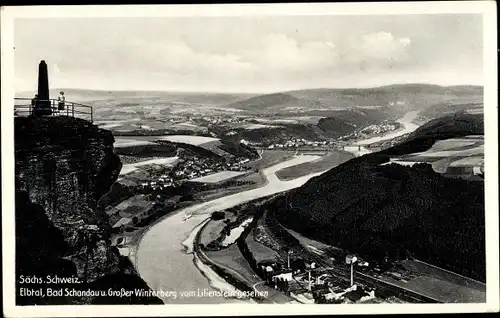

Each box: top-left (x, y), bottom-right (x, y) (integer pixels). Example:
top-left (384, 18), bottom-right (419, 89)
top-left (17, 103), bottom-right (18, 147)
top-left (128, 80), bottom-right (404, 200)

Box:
top-left (135, 154), bottom-right (327, 304)
top-left (192, 219), bottom-right (268, 303)
top-left (132, 110), bottom-right (423, 303)
top-left (353, 111), bottom-right (420, 146)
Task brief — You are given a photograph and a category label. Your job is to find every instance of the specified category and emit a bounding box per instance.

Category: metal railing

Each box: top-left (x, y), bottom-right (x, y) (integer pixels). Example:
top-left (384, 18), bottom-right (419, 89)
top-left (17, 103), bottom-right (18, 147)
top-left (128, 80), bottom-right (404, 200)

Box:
top-left (14, 98), bottom-right (94, 123)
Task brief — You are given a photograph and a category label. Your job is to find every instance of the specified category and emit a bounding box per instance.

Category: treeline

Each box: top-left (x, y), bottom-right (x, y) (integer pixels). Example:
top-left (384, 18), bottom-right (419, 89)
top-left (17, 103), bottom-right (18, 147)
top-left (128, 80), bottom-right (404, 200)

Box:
top-left (112, 129), bottom-right (209, 137)
top-left (114, 143), bottom-right (177, 157)
top-left (317, 108), bottom-right (395, 138)
top-left (220, 124), bottom-right (322, 146)
top-left (186, 179), bottom-right (254, 192)
top-left (254, 113), bottom-right (486, 280)
top-left (420, 102), bottom-right (483, 119)
top-left (269, 155), bottom-right (485, 281)
top-left (218, 142), bottom-right (260, 159)
top-left (156, 140), bottom-right (222, 160)
top-left (383, 113), bottom-right (484, 156)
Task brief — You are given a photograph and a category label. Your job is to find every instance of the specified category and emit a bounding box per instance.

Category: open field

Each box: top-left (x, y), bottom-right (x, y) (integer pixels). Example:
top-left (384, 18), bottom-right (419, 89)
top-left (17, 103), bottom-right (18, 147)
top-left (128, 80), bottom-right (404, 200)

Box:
top-left (276, 150), bottom-right (353, 181)
top-left (115, 135), bottom-right (219, 147)
top-left (114, 138), bottom-right (156, 148)
top-left (205, 245), bottom-right (261, 286)
top-left (158, 135), bottom-right (220, 146)
top-left (431, 139), bottom-right (479, 151)
top-left (377, 260), bottom-right (485, 303)
top-left (415, 146), bottom-right (484, 158)
top-left (199, 219), bottom-right (226, 247)
top-left (204, 244), bottom-right (294, 303)
top-left (448, 156), bottom-right (484, 167)
top-left (97, 116), bottom-right (208, 133)
top-left (248, 150), bottom-right (296, 171)
top-left (245, 233), bottom-right (281, 263)
top-left (235, 171), bottom-right (266, 184)
top-left (119, 156), bottom-right (179, 175)
top-left (383, 135), bottom-right (484, 177)
top-left (191, 171), bottom-right (248, 184)
top-left (241, 123), bottom-right (282, 130)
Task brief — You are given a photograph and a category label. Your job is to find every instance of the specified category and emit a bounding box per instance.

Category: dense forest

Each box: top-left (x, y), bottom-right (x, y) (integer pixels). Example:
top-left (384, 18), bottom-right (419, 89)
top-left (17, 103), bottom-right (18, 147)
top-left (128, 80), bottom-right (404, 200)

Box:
top-left (317, 108), bottom-right (395, 138)
top-left (262, 113), bottom-right (486, 281)
top-left (381, 113), bottom-right (484, 156)
top-left (217, 141), bottom-right (260, 159)
top-left (114, 143), bottom-right (177, 157)
top-left (219, 124), bottom-right (323, 146)
top-left (112, 128), bottom-right (208, 136)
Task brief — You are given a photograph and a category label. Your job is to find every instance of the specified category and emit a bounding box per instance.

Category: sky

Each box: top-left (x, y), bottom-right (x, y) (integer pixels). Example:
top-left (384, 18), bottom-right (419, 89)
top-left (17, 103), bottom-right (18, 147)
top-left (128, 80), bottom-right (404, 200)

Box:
top-left (14, 14), bottom-right (483, 93)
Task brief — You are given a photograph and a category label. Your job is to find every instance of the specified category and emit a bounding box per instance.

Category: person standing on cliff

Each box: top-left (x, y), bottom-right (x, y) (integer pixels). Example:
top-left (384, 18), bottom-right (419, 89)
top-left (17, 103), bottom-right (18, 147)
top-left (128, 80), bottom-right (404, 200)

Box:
top-left (57, 91), bottom-right (65, 111)
top-left (30, 94), bottom-right (38, 115)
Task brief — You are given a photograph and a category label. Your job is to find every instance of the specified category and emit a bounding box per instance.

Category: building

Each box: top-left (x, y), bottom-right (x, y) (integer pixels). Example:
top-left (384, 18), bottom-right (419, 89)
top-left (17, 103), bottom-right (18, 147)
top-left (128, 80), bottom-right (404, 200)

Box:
top-left (272, 270), bottom-right (293, 282)
top-left (316, 273), bottom-right (331, 285)
top-left (112, 217), bottom-right (133, 229)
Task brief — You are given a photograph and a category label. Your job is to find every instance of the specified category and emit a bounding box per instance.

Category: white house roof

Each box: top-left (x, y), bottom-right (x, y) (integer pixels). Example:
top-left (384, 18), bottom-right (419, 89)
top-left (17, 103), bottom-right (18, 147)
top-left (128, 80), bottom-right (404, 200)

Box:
top-left (112, 217), bottom-right (133, 228)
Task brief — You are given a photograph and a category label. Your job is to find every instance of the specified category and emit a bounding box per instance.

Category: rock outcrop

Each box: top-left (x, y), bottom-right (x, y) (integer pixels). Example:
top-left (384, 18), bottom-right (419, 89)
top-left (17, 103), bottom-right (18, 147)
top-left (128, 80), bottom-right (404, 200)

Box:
top-left (15, 116), bottom-right (162, 305)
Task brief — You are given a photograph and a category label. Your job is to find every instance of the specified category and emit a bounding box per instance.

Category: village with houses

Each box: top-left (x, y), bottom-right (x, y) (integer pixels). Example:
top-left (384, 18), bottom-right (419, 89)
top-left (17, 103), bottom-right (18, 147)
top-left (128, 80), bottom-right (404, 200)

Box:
top-left (101, 139), bottom-right (260, 249)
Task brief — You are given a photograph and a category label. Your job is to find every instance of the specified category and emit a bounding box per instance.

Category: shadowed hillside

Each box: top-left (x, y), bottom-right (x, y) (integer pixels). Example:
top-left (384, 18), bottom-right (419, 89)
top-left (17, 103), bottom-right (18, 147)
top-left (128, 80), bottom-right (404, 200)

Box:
top-left (317, 108), bottom-right (394, 138)
top-left (381, 113), bottom-right (484, 155)
top-left (255, 113), bottom-right (485, 281)
top-left (225, 92), bottom-right (323, 112)
top-left (285, 84), bottom-right (483, 111)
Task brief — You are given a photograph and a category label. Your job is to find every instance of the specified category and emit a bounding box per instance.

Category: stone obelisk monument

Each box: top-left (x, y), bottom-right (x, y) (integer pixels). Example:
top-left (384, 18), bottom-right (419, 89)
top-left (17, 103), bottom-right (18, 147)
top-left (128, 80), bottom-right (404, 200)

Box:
top-left (35, 60), bottom-right (52, 116)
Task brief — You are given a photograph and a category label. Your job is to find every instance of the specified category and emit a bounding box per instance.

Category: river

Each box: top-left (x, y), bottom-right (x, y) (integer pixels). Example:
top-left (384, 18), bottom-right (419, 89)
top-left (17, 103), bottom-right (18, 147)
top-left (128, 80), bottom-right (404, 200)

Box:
top-left (136, 154), bottom-right (324, 304)
top-left (135, 111), bottom-right (422, 304)
top-left (344, 111), bottom-right (421, 156)
top-left (354, 110), bottom-right (420, 146)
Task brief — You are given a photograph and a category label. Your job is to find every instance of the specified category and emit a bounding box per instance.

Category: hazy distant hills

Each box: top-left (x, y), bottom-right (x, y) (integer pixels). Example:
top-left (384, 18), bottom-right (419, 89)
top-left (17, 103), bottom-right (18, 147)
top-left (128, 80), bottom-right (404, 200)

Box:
top-left (225, 92), bottom-right (323, 112)
top-left (287, 84), bottom-right (483, 100)
top-left (16, 84), bottom-right (482, 113)
top-left (16, 88), bottom-right (256, 106)
top-left (261, 113), bottom-right (485, 281)
top-left (225, 84), bottom-right (483, 113)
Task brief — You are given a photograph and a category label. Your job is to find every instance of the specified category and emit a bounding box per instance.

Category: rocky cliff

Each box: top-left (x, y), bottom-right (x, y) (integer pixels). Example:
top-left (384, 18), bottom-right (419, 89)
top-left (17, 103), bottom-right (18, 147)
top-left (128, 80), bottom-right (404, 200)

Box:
top-left (15, 116), bottom-right (162, 305)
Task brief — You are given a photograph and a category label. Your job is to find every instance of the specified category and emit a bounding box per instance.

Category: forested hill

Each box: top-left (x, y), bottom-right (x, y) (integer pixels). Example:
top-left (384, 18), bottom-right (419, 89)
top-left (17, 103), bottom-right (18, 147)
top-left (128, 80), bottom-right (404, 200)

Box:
top-left (262, 113), bottom-right (485, 281)
top-left (226, 84), bottom-right (483, 113)
top-left (381, 113), bottom-right (484, 155)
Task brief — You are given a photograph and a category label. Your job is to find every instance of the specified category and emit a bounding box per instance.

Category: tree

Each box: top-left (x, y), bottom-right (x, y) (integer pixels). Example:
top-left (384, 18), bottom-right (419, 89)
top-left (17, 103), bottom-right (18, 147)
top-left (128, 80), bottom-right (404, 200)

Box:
top-left (211, 211), bottom-right (225, 220)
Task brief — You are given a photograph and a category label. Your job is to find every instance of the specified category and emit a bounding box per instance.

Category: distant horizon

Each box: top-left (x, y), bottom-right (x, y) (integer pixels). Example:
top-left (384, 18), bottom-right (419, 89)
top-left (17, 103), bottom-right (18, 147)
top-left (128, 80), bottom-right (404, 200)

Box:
top-left (14, 15), bottom-right (483, 93)
top-left (15, 82), bottom-right (484, 96)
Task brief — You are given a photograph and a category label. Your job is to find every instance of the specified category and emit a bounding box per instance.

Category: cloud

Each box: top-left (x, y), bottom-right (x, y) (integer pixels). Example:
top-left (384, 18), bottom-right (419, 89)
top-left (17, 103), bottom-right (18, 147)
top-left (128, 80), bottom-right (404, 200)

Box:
top-left (117, 39), bottom-right (254, 78)
top-left (16, 31), bottom-right (414, 92)
top-left (13, 16), bottom-right (482, 92)
top-left (241, 33), bottom-right (340, 72)
top-left (354, 32), bottom-right (412, 65)
top-left (235, 32), bottom-right (412, 75)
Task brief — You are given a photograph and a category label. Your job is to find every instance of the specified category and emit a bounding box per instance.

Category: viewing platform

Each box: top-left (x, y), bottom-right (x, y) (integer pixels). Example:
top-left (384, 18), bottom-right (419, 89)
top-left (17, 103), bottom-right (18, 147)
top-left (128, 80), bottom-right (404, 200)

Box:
top-left (14, 97), bottom-right (94, 123)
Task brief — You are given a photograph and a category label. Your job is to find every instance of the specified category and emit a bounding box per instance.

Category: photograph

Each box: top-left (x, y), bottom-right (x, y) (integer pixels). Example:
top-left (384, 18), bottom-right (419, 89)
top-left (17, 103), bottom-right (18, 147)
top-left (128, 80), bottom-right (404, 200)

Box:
top-left (1, 2), bottom-right (498, 317)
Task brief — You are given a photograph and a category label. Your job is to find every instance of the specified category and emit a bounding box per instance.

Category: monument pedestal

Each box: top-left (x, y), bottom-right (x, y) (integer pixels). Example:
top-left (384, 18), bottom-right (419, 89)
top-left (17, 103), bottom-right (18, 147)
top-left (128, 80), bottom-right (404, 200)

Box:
top-left (33, 60), bottom-right (52, 116)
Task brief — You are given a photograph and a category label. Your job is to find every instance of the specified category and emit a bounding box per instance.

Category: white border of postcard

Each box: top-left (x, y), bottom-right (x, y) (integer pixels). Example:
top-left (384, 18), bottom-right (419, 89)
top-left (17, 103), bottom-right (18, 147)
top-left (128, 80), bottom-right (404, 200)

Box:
top-left (2, 2), bottom-right (498, 317)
